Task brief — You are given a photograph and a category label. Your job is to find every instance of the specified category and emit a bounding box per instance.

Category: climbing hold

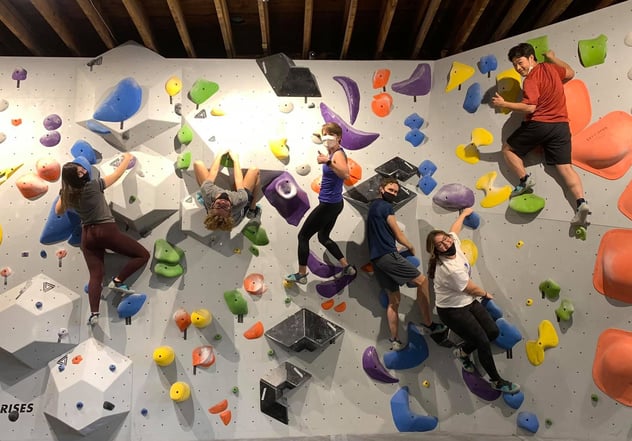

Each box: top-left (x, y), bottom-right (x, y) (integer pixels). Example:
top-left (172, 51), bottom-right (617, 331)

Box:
top-left (40, 131), bottom-right (61, 147)
top-left (463, 212), bottom-right (480, 229)
top-left (471, 128), bottom-right (494, 147)
top-left (279, 102), bottom-right (293, 113)
top-left (243, 273), bottom-right (266, 295)
top-left (176, 151), bottom-right (192, 170)
top-left (555, 299), bottom-right (575, 322)
top-left (445, 61), bottom-right (475, 92)
top-left (140, 408), bottom-right (148, 416)
top-left (362, 346), bottom-right (399, 383)
top-left (482, 297), bottom-right (503, 320)
top-left (333, 302), bottom-right (347, 313)
top-left (223, 290), bottom-right (248, 317)
top-left (539, 279), bottom-right (560, 300)
top-left (432, 183), bottom-right (475, 210)
top-left (493, 318), bottom-right (522, 350)
top-left (173, 308), bottom-right (191, 339)
top-left (109, 364), bottom-right (116, 372)
top-left (0, 98), bottom-right (8, 112)
top-left (8, 410), bottom-right (19, 422)
top-left (496, 68), bottom-right (523, 114)
top-left (405, 129), bottom-right (425, 147)
top-left (177, 125), bottom-right (193, 145)
top-left (591, 393), bottom-right (599, 403)
top-left (516, 240), bottom-right (524, 248)
top-left (525, 320), bottom-right (559, 366)
top-left (76, 402), bottom-right (84, 410)
top-left (165, 76), bottom-right (182, 103)
top-left (116, 293), bottom-right (146, 321)
top-left (545, 418), bottom-right (553, 426)
top-left (103, 401), bottom-right (115, 410)
top-left (36, 158), bottom-right (61, 182)
top-left (422, 380), bottom-right (430, 388)
top-left (418, 159), bottom-right (436, 177)
top-left (333, 76), bottom-right (360, 124)
top-left (241, 221), bottom-right (269, 246)
top-left (455, 142), bottom-right (480, 164)
top-left (249, 245), bottom-right (259, 256)
top-left (592, 328), bottom-right (632, 406)
top-left (320, 102), bottom-right (379, 150)
top-left (503, 390), bottom-right (525, 409)
top-left (404, 113), bottom-right (424, 130)
top-left (526, 298), bottom-right (533, 306)
top-left (372, 69), bottom-right (391, 89)
top-left (460, 239), bottom-right (478, 266)
top-left (153, 346), bottom-right (176, 366)
top-left (192, 345), bottom-right (215, 370)
top-left (244, 321), bottom-right (264, 339)
top-left (12, 67), bottom-right (27, 88)
top-left (517, 411), bottom-right (539, 433)
top-left (214, 334), bottom-right (222, 341)
top-left (371, 92), bottom-right (393, 117)
top-left (574, 226), bottom-right (587, 241)
top-left (344, 157), bottom-right (363, 186)
top-left (478, 54), bottom-right (498, 75)
top-left (526, 35), bottom-right (549, 62)
top-left (475, 171), bottom-right (512, 208)
top-left (267, 349), bottom-right (275, 356)
top-left (219, 409), bottom-right (232, 425)
top-left (35, 301), bottom-right (43, 309)
top-left (43, 114), bottom-right (62, 130)
top-left (391, 63), bottom-right (431, 97)
top-left (578, 34), bottom-right (607, 67)
top-left (417, 175), bottom-right (437, 196)
top-left (509, 194), bottom-right (546, 214)
top-left (170, 382), bottom-right (191, 402)
top-left (208, 399), bottom-right (228, 414)
top-left (189, 78), bottom-right (219, 109)
top-left (463, 82), bottom-right (482, 113)
top-left (232, 386), bottom-right (239, 394)
top-left (191, 309), bottom-right (212, 328)
top-left (269, 138), bottom-right (289, 161)
top-left (390, 386), bottom-right (438, 432)
top-left (93, 77), bottom-right (142, 129)
top-left (154, 262), bottom-right (184, 278)
top-left (295, 163), bottom-right (311, 176)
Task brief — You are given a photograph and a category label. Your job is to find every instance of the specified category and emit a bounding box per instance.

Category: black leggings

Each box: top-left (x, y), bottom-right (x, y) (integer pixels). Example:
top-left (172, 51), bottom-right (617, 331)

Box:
top-left (82, 223), bottom-right (150, 314)
top-left (297, 201), bottom-right (344, 266)
top-left (437, 300), bottom-right (501, 381)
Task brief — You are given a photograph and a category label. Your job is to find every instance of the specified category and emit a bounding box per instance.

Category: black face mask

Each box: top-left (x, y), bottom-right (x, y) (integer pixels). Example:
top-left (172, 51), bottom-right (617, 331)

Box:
top-left (81, 173), bottom-right (91, 183)
top-left (218, 192), bottom-right (229, 200)
top-left (382, 192), bottom-right (397, 204)
top-left (439, 243), bottom-right (457, 257)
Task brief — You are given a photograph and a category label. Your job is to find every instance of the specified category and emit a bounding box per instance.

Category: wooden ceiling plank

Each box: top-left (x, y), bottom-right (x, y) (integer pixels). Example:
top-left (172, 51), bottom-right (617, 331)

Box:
top-left (0, 1), bottom-right (45, 55)
top-left (302, 0), bottom-right (314, 59)
top-left (31, 0), bottom-right (83, 56)
top-left (595, 0), bottom-right (617, 9)
top-left (491, 0), bottom-right (530, 42)
top-left (257, 0), bottom-right (270, 56)
top-left (410, 0), bottom-right (441, 59)
top-left (450, 0), bottom-right (491, 53)
top-left (166, 0), bottom-right (196, 57)
top-left (74, 0), bottom-right (117, 50)
top-left (374, 0), bottom-right (398, 59)
top-left (121, 0), bottom-right (158, 52)
top-left (340, 0), bottom-right (358, 59)
top-left (533, 0), bottom-right (574, 29)
top-left (213, 0), bottom-right (235, 58)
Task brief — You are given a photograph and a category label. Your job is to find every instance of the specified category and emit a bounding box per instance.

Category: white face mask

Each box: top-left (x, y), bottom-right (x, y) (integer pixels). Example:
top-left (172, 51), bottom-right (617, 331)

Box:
top-left (321, 134), bottom-right (337, 148)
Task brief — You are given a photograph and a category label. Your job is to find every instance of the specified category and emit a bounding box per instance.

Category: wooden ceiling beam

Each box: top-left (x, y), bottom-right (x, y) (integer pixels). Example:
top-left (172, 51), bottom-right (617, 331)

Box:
top-left (374, 0), bottom-right (398, 59)
top-left (450, 0), bottom-right (490, 54)
top-left (31, 0), bottom-right (83, 56)
top-left (302, 0), bottom-right (313, 59)
top-left (340, 0), bottom-right (358, 59)
top-left (595, 0), bottom-right (617, 9)
top-left (167, 0), bottom-right (196, 57)
top-left (75, 0), bottom-right (117, 50)
top-left (121, 0), bottom-right (158, 52)
top-left (257, 0), bottom-right (270, 56)
top-left (213, 0), bottom-right (235, 58)
top-left (410, 0), bottom-right (441, 59)
top-left (532, 0), bottom-right (573, 29)
top-left (491, 0), bottom-right (530, 42)
top-left (0, 1), bottom-right (45, 55)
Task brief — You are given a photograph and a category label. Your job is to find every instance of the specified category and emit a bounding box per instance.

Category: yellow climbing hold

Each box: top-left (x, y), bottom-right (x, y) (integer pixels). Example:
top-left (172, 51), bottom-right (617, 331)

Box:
top-left (269, 138), bottom-right (289, 161)
top-left (165, 76), bottom-right (182, 98)
top-left (153, 346), bottom-right (176, 366)
top-left (526, 298), bottom-right (533, 306)
top-left (525, 319), bottom-right (559, 366)
top-left (170, 381), bottom-right (191, 402)
top-left (455, 143), bottom-right (480, 164)
top-left (191, 309), bottom-right (212, 328)
top-left (475, 171), bottom-right (512, 208)
top-left (471, 128), bottom-right (494, 147)
top-left (460, 239), bottom-right (478, 266)
top-left (516, 240), bottom-right (524, 248)
top-left (496, 68), bottom-right (523, 114)
top-left (446, 61), bottom-right (475, 92)
top-left (422, 380), bottom-right (430, 388)
top-left (210, 106), bottom-right (225, 116)
top-left (0, 163), bottom-right (23, 186)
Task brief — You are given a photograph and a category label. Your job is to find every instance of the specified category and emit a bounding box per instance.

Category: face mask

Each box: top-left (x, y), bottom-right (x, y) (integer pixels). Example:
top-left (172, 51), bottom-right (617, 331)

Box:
top-left (81, 173), bottom-right (91, 183)
top-left (382, 192), bottom-right (397, 204)
top-left (321, 134), bottom-right (337, 148)
top-left (439, 243), bottom-right (457, 257)
top-left (218, 192), bottom-right (229, 200)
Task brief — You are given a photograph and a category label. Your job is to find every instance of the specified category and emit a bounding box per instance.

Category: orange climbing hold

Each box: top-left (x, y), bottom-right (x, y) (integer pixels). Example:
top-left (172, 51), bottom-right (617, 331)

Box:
top-left (361, 262), bottom-right (374, 273)
top-left (208, 399), bottom-right (228, 414)
top-left (219, 409), bottom-right (232, 425)
top-left (333, 302), bottom-right (347, 312)
top-left (11, 118), bottom-right (21, 126)
top-left (72, 355), bottom-right (83, 364)
top-left (372, 69), bottom-right (391, 89)
top-left (592, 328), bottom-right (632, 406)
top-left (563, 79), bottom-right (592, 136)
top-left (593, 229), bottom-right (632, 304)
top-left (371, 92), bottom-right (393, 117)
top-left (321, 299), bottom-right (335, 310)
top-left (617, 180), bottom-right (632, 221)
top-left (243, 321), bottom-right (264, 339)
top-left (311, 175), bottom-right (321, 194)
top-left (173, 308), bottom-right (191, 332)
top-left (344, 157), bottom-right (362, 186)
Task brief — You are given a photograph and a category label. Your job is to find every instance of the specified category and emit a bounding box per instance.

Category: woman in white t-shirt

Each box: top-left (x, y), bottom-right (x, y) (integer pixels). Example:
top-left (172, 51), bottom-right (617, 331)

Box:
top-left (425, 207), bottom-right (519, 394)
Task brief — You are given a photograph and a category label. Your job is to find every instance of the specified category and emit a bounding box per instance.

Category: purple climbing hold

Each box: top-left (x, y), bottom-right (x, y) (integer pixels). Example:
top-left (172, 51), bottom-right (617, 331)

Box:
top-left (40, 131), bottom-right (61, 147)
top-left (316, 273), bottom-right (356, 298)
top-left (432, 183), bottom-right (475, 210)
top-left (263, 171), bottom-right (310, 226)
top-left (333, 76), bottom-right (360, 124)
top-left (320, 102), bottom-right (379, 151)
top-left (362, 346), bottom-right (399, 383)
top-left (391, 63), bottom-right (432, 97)
top-left (307, 251), bottom-right (342, 278)
top-left (43, 114), bottom-right (62, 130)
top-left (462, 370), bottom-right (501, 401)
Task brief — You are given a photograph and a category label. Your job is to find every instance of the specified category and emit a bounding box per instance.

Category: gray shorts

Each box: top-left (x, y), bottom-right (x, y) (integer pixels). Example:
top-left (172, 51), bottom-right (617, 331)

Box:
top-left (372, 252), bottom-right (421, 292)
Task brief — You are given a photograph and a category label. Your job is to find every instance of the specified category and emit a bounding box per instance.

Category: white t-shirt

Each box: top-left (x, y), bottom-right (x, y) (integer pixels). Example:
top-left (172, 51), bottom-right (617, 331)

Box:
top-left (433, 233), bottom-right (475, 308)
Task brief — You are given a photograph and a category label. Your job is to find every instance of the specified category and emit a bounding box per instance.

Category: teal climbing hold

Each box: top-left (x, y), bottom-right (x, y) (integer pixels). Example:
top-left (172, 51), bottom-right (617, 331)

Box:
top-left (508, 193), bottom-right (545, 213)
top-left (555, 298), bottom-right (575, 322)
top-left (539, 279), bottom-right (560, 300)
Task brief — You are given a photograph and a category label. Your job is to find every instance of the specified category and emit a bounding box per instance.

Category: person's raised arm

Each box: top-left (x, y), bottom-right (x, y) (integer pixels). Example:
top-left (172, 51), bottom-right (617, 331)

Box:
top-left (545, 50), bottom-right (574, 82)
top-left (386, 214), bottom-right (415, 256)
top-left (449, 207), bottom-right (473, 235)
top-left (228, 150), bottom-right (244, 189)
top-left (327, 150), bottom-right (350, 180)
top-left (103, 153), bottom-right (133, 188)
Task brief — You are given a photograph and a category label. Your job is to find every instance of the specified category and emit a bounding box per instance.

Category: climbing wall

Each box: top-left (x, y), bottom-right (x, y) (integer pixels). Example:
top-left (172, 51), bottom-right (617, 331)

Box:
top-left (0, 2), bottom-right (631, 441)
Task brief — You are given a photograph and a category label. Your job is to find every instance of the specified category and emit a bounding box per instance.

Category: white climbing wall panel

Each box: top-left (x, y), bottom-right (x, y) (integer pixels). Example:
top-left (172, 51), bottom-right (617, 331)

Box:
top-left (0, 3), bottom-right (631, 441)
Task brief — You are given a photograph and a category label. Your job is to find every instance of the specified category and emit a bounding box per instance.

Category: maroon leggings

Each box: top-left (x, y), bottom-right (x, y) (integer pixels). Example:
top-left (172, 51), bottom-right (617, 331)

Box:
top-left (81, 222), bottom-right (150, 313)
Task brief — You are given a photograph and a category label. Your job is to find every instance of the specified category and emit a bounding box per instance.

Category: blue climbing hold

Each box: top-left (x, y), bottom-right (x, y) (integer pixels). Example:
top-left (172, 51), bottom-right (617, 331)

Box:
top-left (463, 82), bottom-right (482, 113)
top-left (71, 140), bottom-right (97, 164)
top-left (40, 250), bottom-right (47, 258)
top-left (384, 322), bottom-right (429, 370)
top-left (517, 411), bottom-right (539, 433)
top-left (418, 159), bottom-right (437, 177)
top-left (503, 390), bottom-right (525, 409)
top-left (404, 113), bottom-right (424, 130)
top-left (117, 293), bottom-right (147, 319)
top-left (405, 129), bottom-right (425, 147)
top-left (93, 77), bottom-right (142, 123)
top-left (493, 318), bottom-right (522, 350)
top-left (481, 297), bottom-right (503, 320)
top-left (463, 212), bottom-right (481, 229)
top-left (478, 54), bottom-right (498, 74)
top-left (390, 386), bottom-right (438, 432)
top-left (84, 283), bottom-right (89, 294)
top-left (417, 175), bottom-right (437, 195)
top-left (86, 120), bottom-right (111, 134)
top-left (40, 196), bottom-right (82, 245)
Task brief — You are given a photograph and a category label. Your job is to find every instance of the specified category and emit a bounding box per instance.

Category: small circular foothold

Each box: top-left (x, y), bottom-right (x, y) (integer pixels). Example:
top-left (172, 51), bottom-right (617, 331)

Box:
top-left (284, 297), bottom-right (292, 304)
top-left (422, 380), bottom-right (430, 388)
top-left (545, 418), bottom-right (553, 426)
top-left (35, 301), bottom-right (43, 309)
top-left (141, 408), bottom-right (148, 416)
top-left (58, 364), bottom-right (65, 372)
top-left (283, 280), bottom-right (293, 288)
top-left (76, 402), bottom-right (84, 410)
top-left (40, 250), bottom-right (47, 258)
top-left (526, 298), bottom-right (533, 306)
top-left (516, 240), bottom-right (524, 248)
top-left (268, 349), bottom-right (275, 356)
top-left (214, 334), bottom-right (222, 341)
top-left (8, 410), bottom-right (19, 422)
top-left (233, 248), bottom-right (241, 254)
top-left (109, 364), bottom-right (116, 372)
top-left (591, 393), bottom-right (599, 402)
top-left (232, 386), bottom-right (239, 394)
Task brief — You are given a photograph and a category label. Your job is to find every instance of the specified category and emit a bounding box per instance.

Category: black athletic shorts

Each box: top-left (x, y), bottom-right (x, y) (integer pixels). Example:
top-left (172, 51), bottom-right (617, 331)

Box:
top-left (506, 121), bottom-right (572, 165)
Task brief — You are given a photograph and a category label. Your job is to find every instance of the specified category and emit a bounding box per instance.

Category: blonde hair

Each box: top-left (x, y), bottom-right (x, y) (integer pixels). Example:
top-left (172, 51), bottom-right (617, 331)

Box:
top-left (204, 211), bottom-right (234, 231)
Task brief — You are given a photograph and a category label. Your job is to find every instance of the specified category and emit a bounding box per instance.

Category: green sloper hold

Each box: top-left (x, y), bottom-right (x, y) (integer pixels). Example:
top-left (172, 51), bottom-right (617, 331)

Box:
top-left (241, 221), bottom-right (269, 246)
top-left (555, 298), bottom-right (575, 322)
top-left (154, 239), bottom-right (185, 264)
top-left (176, 151), bottom-right (191, 170)
top-left (249, 245), bottom-right (259, 256)
top-left (189, 79), bottom-right (219, 106)
top-left (177, 125), bottom-right (193, 145)
top-left (539, 279), bottom-right (560, 300)
top-left (527, 35), bottom-right (549, 62)
top-left (223, 289), bottom-right (248, 316)
top-left (154, 262), bottom-right (184, 278)
top-left (220, 153), bottom-right (233, 168)
top-left (509, 193), bottom-right (545, 214)
top-left (578, 34), bottom-right (607, 68)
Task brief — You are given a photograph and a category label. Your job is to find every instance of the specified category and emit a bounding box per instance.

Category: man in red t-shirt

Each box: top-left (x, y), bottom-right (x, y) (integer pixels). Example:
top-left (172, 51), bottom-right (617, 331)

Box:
top-left (492, 43), bottom-right (589, 224)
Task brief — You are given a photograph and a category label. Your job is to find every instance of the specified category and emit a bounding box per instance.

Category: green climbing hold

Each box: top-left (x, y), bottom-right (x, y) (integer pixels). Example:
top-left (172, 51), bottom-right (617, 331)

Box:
top-left (578, 34), bottom-right (607, 68)
top-left (154, 262), bottom-right (184, 278)
top-left (284, 297), bottom-right (292, 304)
top-left (249, 245), bottom-right (259, 256)
top-left (539, 278), bottom-right (560, 300)
top-left (232, 386), bottom-right (239, 394)
top-left (189, 79), bottom-right (219, 107)
top-left (177, 124), bottom-right (193, 145)
top-left (267, 349), bottom-right (275, 356)
top-left (545, 418), bottom-right (553, 427)
top-left (508, 193), bottom-right (545, 214)
top-left (242, 221), bottom-right (269, 246)
top-left (154, 239), bottom-right (184, 264)
top-left (223, 289), bottom-right (248, 316)
top-left (128, 195), bottom-right (137, 204)
top-left (214, 334), bottom-right (222, 341)
top-left (176, 151), bottom-right (192, 170)
top-left (220, 153), bottom-right (233, 168)
top-left (574, 226), bottom-right (587, 241)
top-left (526, 35), bottom-right (549, 62)
top-left (555, 298), bottom-right (575, 322)
top-left (591, 393), bottom-right (599, 403)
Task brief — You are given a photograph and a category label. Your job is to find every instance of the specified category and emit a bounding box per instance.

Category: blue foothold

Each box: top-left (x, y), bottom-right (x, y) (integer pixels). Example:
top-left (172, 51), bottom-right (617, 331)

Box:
top-left (76, 402), bottom-right (84, 410)
top-left (84, 284), bottom-right (89, 294)
top-left (109, 364), bottom-right (116, 372)
top-left (58, 364), bottom-right (65, 372)
top-left (404, 113), bottom-right (424, 130)
top-left (463, 212), bottom-right (481, 229)
top-left (417, 175), bottom-right (437, 196)
top-left (40, 250), bottom-right (47, 258)
top-left (35, 301), bottom-right (43, 309)
top-left (417, 159), bottom-right (437, 177)
top-left (141, 408), bottom-right (148, 416)
top-left (517, 411), bottom-right (540, 433)
top-left (405, 129), bottom-right (425, 147)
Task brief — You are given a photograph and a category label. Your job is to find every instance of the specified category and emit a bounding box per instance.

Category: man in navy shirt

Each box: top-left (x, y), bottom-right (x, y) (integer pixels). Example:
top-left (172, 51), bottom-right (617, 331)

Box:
top-left (367, 176), bottom-right (445, 350)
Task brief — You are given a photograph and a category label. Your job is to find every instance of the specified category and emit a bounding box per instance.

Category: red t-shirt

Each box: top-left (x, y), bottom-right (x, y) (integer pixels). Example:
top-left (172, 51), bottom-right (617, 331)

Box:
top-left (521, 62), bottom-right (568, 123)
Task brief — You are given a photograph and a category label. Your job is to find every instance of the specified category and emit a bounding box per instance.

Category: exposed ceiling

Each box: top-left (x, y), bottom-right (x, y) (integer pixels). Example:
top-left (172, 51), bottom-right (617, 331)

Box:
top-left (0, 0), bottom-right (626, 61)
